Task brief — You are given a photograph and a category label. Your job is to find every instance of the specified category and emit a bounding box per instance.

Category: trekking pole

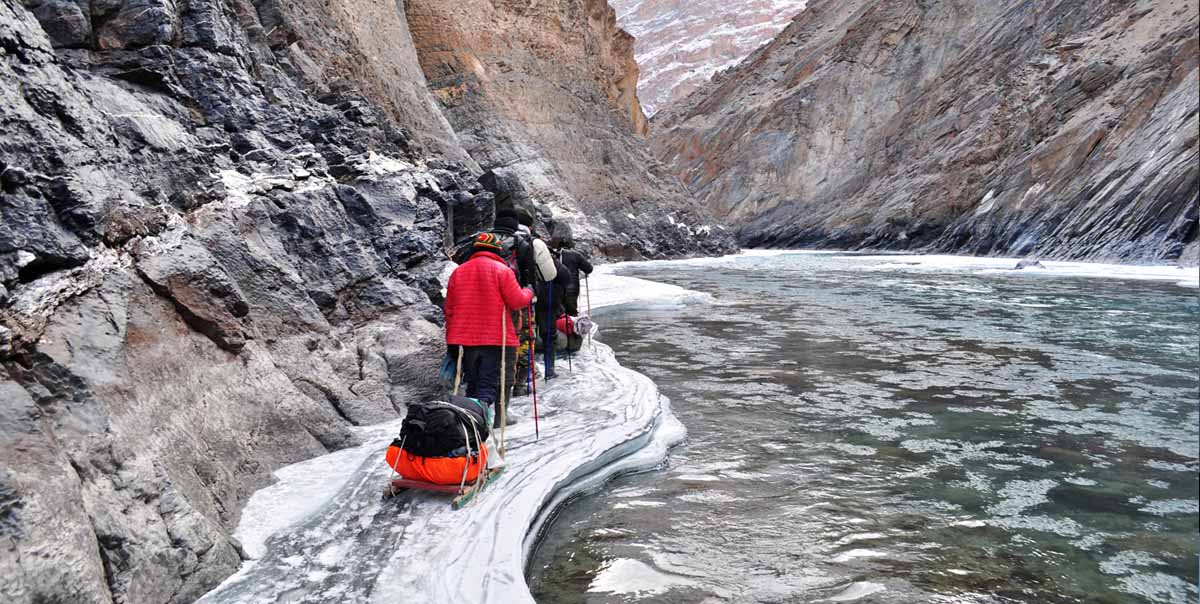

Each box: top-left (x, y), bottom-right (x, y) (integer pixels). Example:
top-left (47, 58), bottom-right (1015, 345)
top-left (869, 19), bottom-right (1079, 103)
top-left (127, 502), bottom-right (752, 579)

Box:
top-left (525, 312), bottom-right (532, 395)
top-left (545, 284), bottom-right (553, 379)
top-left (453, 345), bottom-right (464, 395)
top-left (499, 306), bottom-right (508, 459)
top-left (585, 275), bottom-right (593, 353)
top-left (528, 304), bottom-right (540, 441)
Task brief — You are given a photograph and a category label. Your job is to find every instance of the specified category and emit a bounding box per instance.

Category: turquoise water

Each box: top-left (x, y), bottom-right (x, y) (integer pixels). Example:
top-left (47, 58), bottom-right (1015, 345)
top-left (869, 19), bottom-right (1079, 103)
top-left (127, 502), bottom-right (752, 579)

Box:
top-left (528, 253), bottom-right (1200, 604)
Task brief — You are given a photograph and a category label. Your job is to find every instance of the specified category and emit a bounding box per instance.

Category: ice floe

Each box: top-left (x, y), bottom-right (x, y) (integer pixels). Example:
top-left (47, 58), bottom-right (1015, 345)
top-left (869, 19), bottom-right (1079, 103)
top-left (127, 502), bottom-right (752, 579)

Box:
top-left (646, 249), bottom-right (1199, 288)
top-left (615, 248), bottom-right (1199, 289)
top-left (845, 252), bottom-right (1199, 288)
top-left (587, 557), bottom-right (699, 596)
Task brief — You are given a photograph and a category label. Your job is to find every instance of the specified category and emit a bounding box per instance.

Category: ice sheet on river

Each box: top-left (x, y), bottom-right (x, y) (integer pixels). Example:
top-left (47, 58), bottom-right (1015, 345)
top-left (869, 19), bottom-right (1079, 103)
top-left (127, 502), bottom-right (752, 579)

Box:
top-left (627, 249), bottom-right (1199, 288)
top-left (199, 273), bottom-right (690, 604)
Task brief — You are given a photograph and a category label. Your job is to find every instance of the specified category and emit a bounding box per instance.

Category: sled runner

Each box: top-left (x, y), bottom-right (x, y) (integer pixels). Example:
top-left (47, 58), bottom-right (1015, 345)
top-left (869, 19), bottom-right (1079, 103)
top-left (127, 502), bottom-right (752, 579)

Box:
top-left (382, 395), bottom-right (500, 509)
top-left (383, 467), bottom-right (506, 510)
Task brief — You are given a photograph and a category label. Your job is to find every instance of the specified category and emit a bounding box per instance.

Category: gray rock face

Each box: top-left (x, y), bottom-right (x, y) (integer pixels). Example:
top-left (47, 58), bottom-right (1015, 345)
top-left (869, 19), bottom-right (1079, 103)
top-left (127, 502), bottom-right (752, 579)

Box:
top-left (1, 0), bottom-right (731, 601)
top-left (653, 0), bottom-right (1199, 263)
top-left (0, 1), bottom-right (478, 602)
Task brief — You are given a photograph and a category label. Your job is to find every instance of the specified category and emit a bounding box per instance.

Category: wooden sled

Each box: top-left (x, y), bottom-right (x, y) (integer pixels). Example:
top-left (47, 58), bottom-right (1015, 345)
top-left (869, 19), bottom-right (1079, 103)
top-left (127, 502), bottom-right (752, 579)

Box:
top-left (382, 467), bottom-right (506, 510)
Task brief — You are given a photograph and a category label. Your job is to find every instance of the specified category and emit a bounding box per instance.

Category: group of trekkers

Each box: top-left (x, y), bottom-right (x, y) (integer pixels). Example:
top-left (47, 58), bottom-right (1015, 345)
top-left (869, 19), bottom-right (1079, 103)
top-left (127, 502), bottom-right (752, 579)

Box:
top-left (384, 197), bottom-right (593, 498)
top-left (445, 201), bottom-right (594, 421)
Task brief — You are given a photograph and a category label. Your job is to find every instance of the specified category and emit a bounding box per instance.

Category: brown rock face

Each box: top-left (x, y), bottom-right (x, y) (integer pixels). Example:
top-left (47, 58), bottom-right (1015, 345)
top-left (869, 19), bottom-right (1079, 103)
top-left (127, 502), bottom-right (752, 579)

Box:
top-left (609, 0), bottom-right (808, 116)
top-left (405, 0), bottom-right (734, 258)
top-left (654, 0), bottom-right (1200, 263)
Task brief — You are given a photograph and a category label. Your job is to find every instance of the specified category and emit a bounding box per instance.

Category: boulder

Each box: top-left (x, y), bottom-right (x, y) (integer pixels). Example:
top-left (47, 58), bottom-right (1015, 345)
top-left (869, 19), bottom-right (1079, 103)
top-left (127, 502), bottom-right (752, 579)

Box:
top-left (94, 0), bottom-right (180, 50)
top-left (20, 0), bottom-right (89, 47)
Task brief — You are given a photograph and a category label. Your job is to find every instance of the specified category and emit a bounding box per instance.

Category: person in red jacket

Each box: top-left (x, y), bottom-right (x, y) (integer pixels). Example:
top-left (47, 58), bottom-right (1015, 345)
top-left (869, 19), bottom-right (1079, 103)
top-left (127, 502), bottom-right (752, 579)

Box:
top-left (445, 233), bottom-right (535, 427)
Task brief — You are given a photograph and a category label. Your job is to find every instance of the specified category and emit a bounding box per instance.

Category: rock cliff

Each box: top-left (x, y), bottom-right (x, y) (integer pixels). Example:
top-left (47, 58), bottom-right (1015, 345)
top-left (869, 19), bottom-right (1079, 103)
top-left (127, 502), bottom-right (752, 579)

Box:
top-left (405, 0), bottom-right (734, 259)
top-left (654, 0), bottom-right (1199, 263)
top-left (610, 0), bottom-right (808, 116)
top-left (0, 1), bottom-right (724, 603)
top-left (0, 2), bottom-right (479, 602)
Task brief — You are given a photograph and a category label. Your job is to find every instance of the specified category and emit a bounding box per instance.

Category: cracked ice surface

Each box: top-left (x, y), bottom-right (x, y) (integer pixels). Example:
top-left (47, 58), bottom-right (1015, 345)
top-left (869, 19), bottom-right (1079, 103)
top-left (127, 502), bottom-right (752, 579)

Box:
top-left (198, 271), bottom-right (692, 604)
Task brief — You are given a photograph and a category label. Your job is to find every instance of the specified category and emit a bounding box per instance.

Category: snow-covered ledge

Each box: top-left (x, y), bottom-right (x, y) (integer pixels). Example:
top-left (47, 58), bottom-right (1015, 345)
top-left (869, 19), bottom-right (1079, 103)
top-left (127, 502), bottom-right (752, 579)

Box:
top-left (199, 269), bottom-right (698, 603)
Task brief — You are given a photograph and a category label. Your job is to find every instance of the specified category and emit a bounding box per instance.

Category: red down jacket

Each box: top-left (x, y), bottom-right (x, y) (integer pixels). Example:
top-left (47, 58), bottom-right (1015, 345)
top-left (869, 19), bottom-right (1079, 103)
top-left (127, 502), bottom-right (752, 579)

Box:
top-left (445, 251), bottom-right (533, 347)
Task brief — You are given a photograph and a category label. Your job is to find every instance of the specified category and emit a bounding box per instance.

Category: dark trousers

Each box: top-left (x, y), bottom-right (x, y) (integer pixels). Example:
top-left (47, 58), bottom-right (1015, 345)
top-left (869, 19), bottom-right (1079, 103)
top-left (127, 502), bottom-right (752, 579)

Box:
top-left (563, 293), bottom-right (580, 317)
top-left (538, 303), bottom-right (557, 377)
top-left (448, 345), bottom-right (502, 405)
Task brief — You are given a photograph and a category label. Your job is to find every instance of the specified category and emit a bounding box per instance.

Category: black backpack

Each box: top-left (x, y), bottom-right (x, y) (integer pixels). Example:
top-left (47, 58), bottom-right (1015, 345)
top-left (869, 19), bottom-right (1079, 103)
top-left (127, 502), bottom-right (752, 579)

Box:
top-left (450, 234), bottom-right (480, 265)
top-left (395, 395), bottom-right (490, 457)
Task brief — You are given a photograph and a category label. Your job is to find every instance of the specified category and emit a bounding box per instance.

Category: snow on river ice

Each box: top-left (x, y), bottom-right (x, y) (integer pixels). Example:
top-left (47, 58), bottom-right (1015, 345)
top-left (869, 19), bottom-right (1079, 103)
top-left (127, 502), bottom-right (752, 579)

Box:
top-left (198, 271), bottom-right (694, 604)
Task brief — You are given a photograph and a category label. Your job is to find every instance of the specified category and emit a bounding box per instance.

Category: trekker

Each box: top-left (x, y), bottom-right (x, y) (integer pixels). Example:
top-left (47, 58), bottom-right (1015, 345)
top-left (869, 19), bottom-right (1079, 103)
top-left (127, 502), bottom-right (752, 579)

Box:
top-left (555, 239), bottom-right (593, 317)
top-left (444, 233), bottom-right (534, 427)
top-left (490, 204), bottom-right (538, 287)
top-left (490, 206), bottom-right (540, 396)
top-left (516, 210), bottom-right (557, 286)
top-left (519, 212), bottom-right (564, 379)
top-left (535, 255), bottom-right (571, 378)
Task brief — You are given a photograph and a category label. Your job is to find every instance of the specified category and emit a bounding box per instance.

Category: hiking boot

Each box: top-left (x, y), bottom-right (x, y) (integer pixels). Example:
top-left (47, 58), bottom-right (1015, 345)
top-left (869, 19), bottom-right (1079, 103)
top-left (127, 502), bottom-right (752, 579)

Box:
top-left (493, 413), bottom-right (518, 429)
top-left (511, 384), bottom-right (529, 397)
top-left (487, 453), bottom-right (506, 471)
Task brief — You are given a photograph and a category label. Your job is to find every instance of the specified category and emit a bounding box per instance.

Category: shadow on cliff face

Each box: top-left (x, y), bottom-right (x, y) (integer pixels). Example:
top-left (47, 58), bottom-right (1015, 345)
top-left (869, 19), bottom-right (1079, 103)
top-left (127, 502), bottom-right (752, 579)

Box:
top-left (655, 0), bottom-right (1199, 264)
top-left (403, 0), bottom-right (738, 260)
top-left (0, 0), bottom-right (738, 599)
top-left (0, 2), bottom-right (497, 602)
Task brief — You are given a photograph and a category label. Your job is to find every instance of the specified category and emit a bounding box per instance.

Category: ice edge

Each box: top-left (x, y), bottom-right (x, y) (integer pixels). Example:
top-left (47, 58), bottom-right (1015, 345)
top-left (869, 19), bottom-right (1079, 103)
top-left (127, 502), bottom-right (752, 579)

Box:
top-left (199, 271), bottom-right (702, 604)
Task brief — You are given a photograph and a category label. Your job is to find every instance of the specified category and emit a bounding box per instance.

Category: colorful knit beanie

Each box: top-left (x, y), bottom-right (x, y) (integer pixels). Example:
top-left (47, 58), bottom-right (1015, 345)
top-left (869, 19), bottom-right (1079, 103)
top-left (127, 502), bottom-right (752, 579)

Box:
top-left (474, 232), bottom-right (503, 253)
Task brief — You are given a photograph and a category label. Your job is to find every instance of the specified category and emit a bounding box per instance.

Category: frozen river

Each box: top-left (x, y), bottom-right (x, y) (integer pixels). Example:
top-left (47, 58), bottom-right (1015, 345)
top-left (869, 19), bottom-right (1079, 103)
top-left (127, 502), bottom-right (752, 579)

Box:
top-left (199, 251), bottom-right (1197, 604)
top-left (529, 252), bottom-right (1199, 604)
top-left (198, 269), bottom-right (695, 603)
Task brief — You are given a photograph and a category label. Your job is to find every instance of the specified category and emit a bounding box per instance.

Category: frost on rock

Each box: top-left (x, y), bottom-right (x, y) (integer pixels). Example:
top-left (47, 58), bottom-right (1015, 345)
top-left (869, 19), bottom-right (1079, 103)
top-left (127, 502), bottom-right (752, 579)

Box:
top-left (199, 272), bottom-right (695, 604)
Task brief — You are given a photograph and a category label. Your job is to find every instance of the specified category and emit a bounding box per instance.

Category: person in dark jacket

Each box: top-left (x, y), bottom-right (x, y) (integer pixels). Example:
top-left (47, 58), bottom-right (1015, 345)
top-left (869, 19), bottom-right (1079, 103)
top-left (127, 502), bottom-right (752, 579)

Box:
top-left (487, 205), bottom-right (539, 396)
top-left (555, 240), bottom-right (593, 317)
top-left (490, 205), bottom-right (538, 288)
top-left (535, 255), bottom-right (570, 379)
top-left (445, 233), bottom-right (534, 427)
top-left (516, 211), bottom-right (566, 379)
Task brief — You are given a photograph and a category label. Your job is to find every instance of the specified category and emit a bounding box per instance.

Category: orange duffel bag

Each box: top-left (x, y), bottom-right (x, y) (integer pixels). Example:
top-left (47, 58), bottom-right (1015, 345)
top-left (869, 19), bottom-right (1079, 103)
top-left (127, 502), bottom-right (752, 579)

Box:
top-left (385, 444), bottom-right (489, 485)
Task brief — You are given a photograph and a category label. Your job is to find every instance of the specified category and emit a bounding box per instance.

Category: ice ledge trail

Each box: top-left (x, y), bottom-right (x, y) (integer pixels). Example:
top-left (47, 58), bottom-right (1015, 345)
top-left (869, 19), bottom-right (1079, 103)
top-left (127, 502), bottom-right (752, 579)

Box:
top-left (197, 269), bottom-right (698, 604)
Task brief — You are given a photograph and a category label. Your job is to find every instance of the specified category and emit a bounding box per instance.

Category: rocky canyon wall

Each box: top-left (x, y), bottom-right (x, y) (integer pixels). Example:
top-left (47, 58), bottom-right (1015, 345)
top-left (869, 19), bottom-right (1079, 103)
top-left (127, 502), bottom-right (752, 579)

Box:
top-left (0, 1), bottom-right (723, 602)
top-left (0, 2), bottom-right (485, 602)
top-left (405, 0), bottom-right (734, 258)
top-left (654, 0), bottom-right (1199, 263)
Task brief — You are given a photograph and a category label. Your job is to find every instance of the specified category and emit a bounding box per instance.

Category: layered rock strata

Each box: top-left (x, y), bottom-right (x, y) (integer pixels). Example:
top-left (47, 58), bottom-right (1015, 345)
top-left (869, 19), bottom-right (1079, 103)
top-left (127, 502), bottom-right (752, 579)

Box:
top-left (0, 2), bottom-right (485, 603)
top-left (654, 0), bottom-right (1199, 263)
top-left (405, 0), bottom-right (735, 259)
top-left (2, 1), bottom-right (732, 601)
